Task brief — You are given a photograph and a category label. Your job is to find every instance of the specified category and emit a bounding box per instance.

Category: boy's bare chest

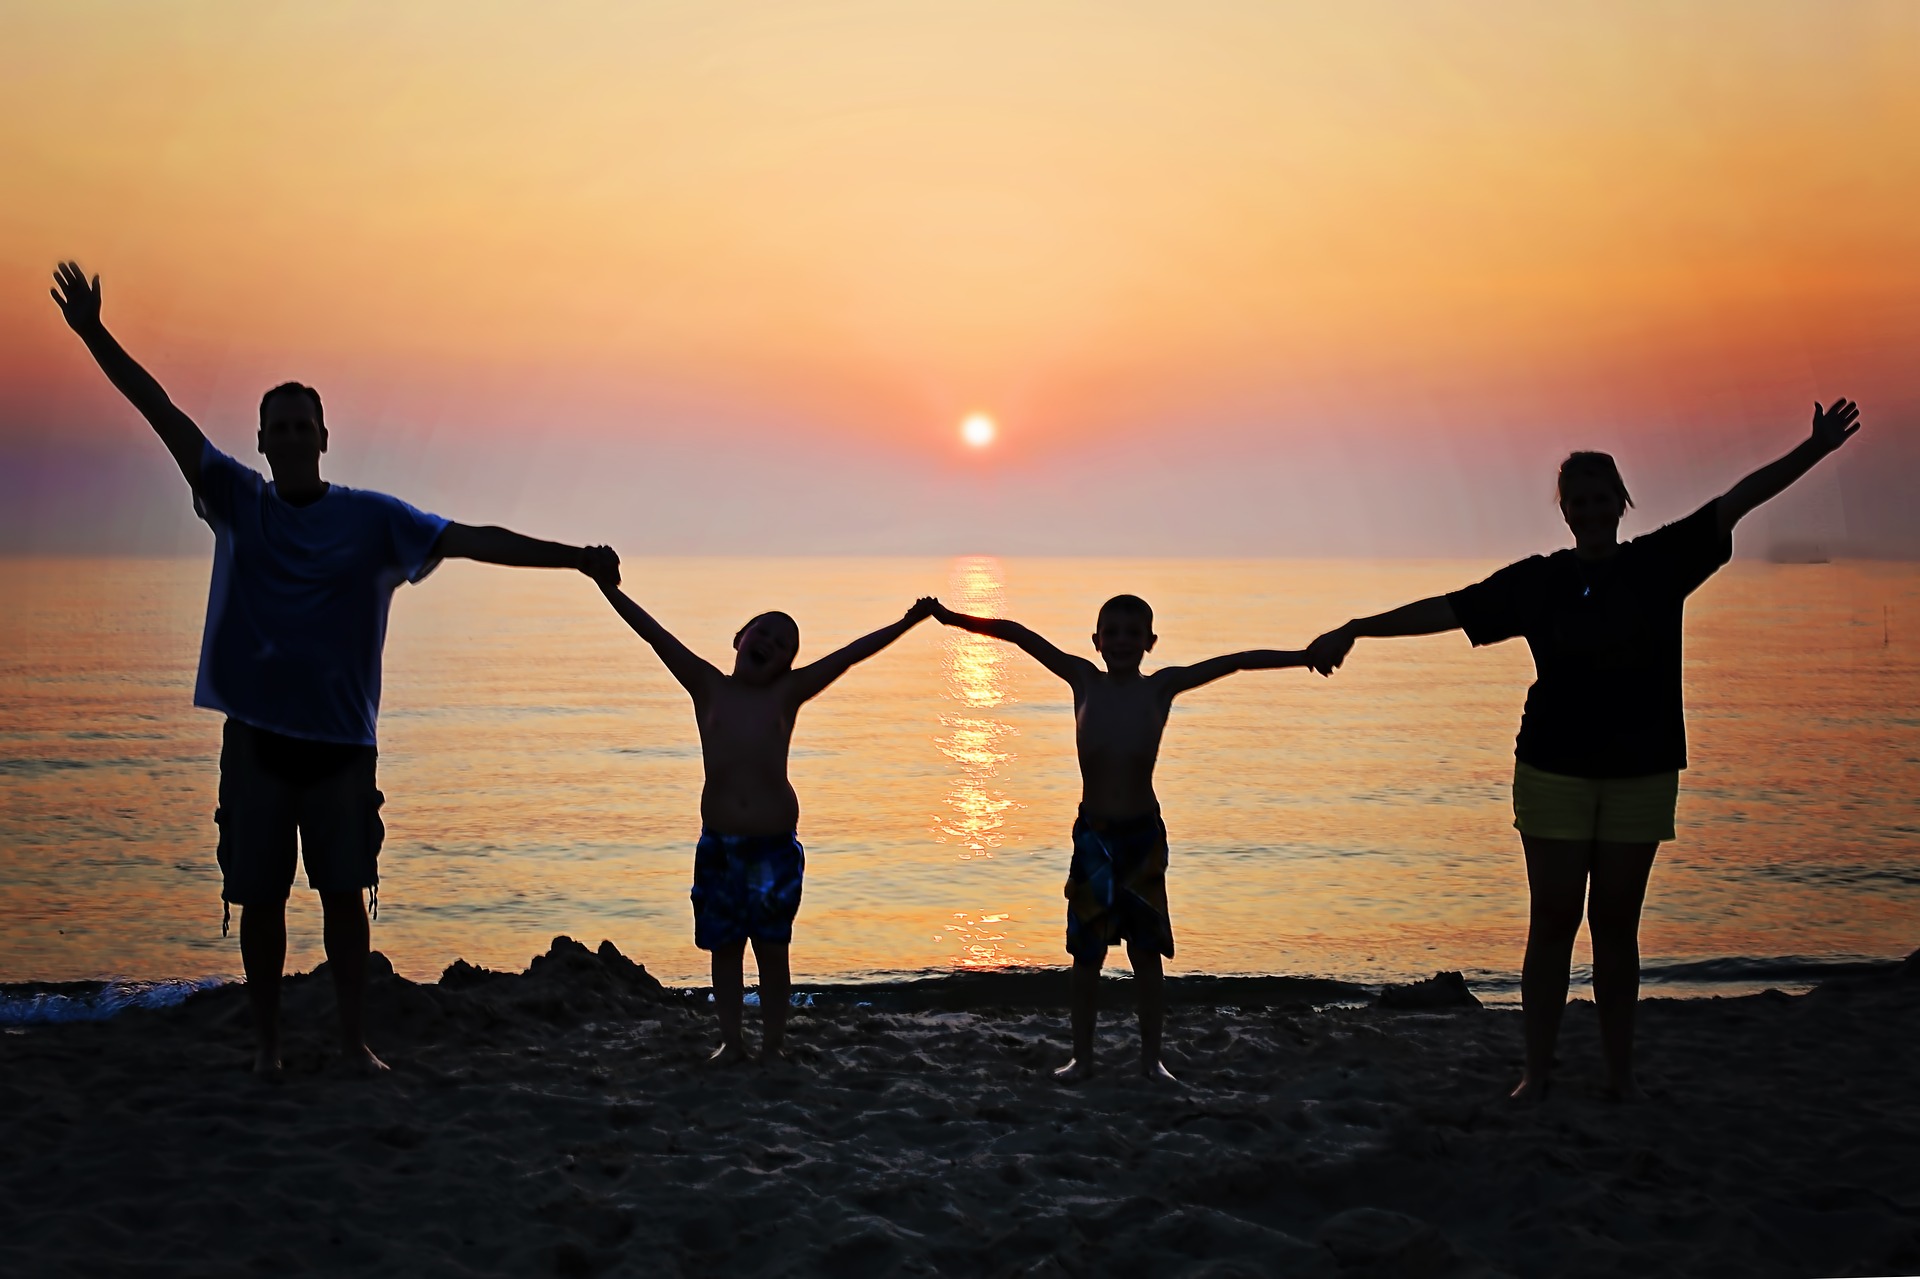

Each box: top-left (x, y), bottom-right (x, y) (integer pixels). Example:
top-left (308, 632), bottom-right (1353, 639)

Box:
top-left (1075, 683), bottom-right (1167, 747)
top-left (698, 686), bottom-right (795, 749)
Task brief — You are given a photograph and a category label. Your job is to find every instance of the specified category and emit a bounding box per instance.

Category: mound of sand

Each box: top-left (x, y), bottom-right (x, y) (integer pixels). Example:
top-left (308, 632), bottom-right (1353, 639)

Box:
top-left (3, 938), bottom-right (1916, 1277)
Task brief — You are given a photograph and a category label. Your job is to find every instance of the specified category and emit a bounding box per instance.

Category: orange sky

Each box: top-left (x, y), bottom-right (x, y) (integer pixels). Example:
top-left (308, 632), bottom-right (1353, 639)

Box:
top-left (3, 1), bottom-right (1916, 554)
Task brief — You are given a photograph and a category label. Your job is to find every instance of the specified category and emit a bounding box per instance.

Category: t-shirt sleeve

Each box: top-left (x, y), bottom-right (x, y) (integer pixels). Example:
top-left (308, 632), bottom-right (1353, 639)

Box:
top-left (1635, 502), bottom-right (1734, 597)
top-left (190, 441), bottom-right (261, 528)
top-left (1447, 556), bottom-right (1549, 647)
top-left (379, 495), bottom-right (451, 584)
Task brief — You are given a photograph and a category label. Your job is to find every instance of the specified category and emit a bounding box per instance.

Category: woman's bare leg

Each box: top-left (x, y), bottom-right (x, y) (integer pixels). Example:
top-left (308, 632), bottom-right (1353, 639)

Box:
top-left (1587, 841), bottom-right (1659, 1099)
top-left (1515, 836), bottom-right (1594, 1101)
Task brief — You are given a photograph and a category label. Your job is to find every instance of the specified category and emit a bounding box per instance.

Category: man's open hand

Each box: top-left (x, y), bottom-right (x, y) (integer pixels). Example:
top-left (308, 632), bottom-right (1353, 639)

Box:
top-left (50, 261), bottom-right (102, 333)
top-left (1810, 399), bottom-right (1862, 455)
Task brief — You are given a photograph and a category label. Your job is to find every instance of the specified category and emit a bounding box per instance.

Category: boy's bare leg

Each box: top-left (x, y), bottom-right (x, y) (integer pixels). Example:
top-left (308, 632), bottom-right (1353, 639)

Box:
top-left (1055, 954), bottom-right (1104, 1081)
top-left (709, 940), bottom-right (750, 1063)
top-left (751, 938), bottom-right (791, 1059)
top-left (320, 890), bottom-right (388, 1075)
top-left (1588, 841), bottom-right (1658, 1101)
top-left (1126, 940), bottom-right (1175, 1081)
top-left (1513, 836), bottom-right (1593, 1101)
top-left (239, 901), bottom-right (287, 1077)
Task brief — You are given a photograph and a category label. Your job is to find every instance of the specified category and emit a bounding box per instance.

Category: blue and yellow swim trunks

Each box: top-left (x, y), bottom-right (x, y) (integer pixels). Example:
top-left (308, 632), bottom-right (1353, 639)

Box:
top-left (691, 829), bottom-right (805, 950)
top-left (1065, 807), bottom-right (1175, 961)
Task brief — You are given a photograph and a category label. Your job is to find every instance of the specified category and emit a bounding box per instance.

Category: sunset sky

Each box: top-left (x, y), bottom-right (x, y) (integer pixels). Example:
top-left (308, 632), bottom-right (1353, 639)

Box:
top-left (3, 1), bottom-right (1916, 555)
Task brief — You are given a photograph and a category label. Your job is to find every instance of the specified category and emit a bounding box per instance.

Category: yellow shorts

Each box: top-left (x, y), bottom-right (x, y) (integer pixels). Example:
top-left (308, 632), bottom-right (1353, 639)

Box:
top-left (1512, 760), bottom-right (1679, 844)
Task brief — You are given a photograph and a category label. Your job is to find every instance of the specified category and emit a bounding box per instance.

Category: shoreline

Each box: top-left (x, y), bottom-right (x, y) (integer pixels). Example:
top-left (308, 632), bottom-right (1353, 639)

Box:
top-left (3, 937), bottom-right (1916, 1275)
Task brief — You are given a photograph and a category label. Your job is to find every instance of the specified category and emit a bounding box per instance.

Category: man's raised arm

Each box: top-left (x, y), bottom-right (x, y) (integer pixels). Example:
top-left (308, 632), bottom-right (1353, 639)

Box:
top-left (433, 524), bottom-right (619, 582)
top-left (50, 262), bottom-right (207, 487)
top-left (929, 599), bottom-right (1097, 685)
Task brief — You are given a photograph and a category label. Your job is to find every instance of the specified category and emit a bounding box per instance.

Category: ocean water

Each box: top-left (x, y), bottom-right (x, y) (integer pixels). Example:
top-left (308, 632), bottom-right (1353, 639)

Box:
top-left (1, 555), bottom-right (1916, 1004)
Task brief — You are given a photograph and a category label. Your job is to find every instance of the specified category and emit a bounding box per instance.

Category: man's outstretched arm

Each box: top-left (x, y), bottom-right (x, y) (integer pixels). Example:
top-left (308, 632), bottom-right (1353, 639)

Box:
top-left (433, 525), bottom-right (618, 583)
top-left (1158, 649), bottom-right (1316, 698)
top-left (1713, 399), bottom-right (1863, 535)
top-left (928, 599), bottom-right (1098, 685)
top-left (787, 598), bottom-right (934, 705)
top-left (50, 262), bottom-right (207, 486)
top-left (1306, 597), bottom-right (1460, 673)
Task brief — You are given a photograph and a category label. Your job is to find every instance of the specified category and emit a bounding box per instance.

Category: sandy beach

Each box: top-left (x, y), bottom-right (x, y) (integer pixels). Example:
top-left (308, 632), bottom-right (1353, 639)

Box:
top-left (1, 942), bottom-right (1914, 1278)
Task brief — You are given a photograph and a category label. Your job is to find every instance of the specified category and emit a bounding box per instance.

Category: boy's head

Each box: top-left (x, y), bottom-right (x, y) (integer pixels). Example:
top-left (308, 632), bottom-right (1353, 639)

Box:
top-left (732, 611), bottom-right (800, 683)
top-left (1092, 594), bottom-right (1156, 672)
top-left (257, 382), bottom-right (328, 474)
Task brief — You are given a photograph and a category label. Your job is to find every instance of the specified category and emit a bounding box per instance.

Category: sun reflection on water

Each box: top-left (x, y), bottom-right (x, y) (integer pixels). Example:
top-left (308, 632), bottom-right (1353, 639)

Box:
top-left (935, 557), bottom-right (1020, 859)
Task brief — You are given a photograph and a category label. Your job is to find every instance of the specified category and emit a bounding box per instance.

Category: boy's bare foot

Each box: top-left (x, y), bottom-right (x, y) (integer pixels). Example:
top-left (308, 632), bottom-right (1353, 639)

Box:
top-left (708, 1041), bottom-right (752, 1066)
top-left (1509, 1072), bottom-right (1551, 1103)
top-left (1053, 1057), bottom-right (1094, 1083)
top-left (252, 1049), bottom-right (284, 1081)
top-left (343, 1046), bottom-right (391, 1077)
top-left (1141, 1060), bottom-right (1179, 1083)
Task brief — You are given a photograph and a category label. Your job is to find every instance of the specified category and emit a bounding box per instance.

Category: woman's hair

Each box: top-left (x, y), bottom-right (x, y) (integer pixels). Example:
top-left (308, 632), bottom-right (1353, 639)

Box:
top-left (1557, 451), bottom-right (1633, 508)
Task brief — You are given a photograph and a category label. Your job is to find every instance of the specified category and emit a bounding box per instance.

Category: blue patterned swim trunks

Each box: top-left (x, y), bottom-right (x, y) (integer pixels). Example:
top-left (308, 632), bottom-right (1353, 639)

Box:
top-left (691, 829), bottom-right (805, 950)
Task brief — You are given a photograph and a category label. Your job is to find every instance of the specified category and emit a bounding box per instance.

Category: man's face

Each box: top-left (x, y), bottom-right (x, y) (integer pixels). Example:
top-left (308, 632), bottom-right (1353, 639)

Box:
top-left (257, 392), bottom-right (327, 470)
top-left (1558, 473), bottom-right (1626, 545)
top-left (732, 614), bottom-right (799, 684)
top-left (1092, 611), bottom-right (1155, 671)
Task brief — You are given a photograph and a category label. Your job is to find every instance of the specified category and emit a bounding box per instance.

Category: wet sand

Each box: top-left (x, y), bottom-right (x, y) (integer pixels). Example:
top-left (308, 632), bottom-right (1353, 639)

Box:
top-left (2, 939), bottom-right (1916, 1278)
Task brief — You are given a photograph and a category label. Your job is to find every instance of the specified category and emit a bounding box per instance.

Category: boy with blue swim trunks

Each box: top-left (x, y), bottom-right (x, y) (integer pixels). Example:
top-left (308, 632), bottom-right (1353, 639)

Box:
top-left (591, 572), bottom-right (935, 1062)
top-left (930, 594), bottom-right (1324, 1081)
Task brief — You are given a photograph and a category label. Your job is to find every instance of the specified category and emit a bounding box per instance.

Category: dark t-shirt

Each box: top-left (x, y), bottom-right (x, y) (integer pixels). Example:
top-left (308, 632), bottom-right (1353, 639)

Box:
top-left (1446, 504), bottom-right (1732, 779)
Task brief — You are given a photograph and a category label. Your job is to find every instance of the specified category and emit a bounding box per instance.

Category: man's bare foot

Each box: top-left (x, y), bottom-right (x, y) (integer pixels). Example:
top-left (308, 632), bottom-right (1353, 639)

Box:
top-left (252, 1049), bottom-right (284, 1081)
top-left (1603, 1076), bottom-right (1645, 1103)
top-left (1141, 1060), bottom-right (1179, 1083)
top-left (1053, 1057), bottom-right (1094, 1083)
top-left (1509, 1072), bottom-right (1550, 1103)
top-left (708, 1041), bottom-right (751, 1066)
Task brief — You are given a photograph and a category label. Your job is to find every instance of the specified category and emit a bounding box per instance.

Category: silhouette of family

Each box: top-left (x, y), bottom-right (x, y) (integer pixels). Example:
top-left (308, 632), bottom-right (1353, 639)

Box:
top-left (51, 261), bottom-right (1865, 1097)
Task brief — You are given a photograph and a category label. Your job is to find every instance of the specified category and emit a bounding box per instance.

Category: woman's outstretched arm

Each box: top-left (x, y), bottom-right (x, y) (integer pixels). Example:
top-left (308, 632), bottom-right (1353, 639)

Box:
top-left (1714, 399), bottom-right (1862, 534)
top-left (1306, 597), bottom-right (1460, 673)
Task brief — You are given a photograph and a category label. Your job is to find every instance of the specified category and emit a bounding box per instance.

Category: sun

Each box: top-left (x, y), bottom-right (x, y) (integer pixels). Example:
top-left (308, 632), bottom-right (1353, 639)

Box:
top-left (961, 413), bottom-right (996, 448)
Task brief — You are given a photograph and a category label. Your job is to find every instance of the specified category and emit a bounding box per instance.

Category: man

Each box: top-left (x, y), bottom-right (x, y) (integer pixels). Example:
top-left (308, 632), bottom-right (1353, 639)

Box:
top-left (50, 261), bottom-right (618, 1077)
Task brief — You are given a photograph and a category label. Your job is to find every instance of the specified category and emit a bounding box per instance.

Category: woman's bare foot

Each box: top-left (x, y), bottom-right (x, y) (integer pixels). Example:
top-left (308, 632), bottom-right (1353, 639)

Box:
top-left (708, 1041), bottom-right (752, 1066)
top-left (1141, 1060), bottom-right (1179, 1083)
top-left (1053, 1057), bottom-right (1094, 1083)
top-left (1508, 1072), bottom-right (1551, 1103)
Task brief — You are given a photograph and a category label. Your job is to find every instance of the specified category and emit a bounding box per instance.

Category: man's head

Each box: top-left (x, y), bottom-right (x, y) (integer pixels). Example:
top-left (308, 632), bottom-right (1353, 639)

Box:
top-left (1092, 594), bottom-right (1156, 673)
top-left (1556, 451), bottom-right (1632, 546)
top-left (257, 382), bottom-right (328, 476)
top-left (732, 611), bottom-right (800, 683)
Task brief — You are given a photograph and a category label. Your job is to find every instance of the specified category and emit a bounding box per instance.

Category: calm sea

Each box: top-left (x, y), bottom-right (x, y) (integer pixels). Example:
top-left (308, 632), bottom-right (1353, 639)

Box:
top-left (2, 556), bottom-right (1916, 1002)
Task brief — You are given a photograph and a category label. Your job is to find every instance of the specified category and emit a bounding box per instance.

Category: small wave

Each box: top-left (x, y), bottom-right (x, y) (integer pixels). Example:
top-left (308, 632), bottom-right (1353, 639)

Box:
top-left (1638, 954), bottom-right (1900, 986)
top-left (0, 977), bottom-right (226, 1026)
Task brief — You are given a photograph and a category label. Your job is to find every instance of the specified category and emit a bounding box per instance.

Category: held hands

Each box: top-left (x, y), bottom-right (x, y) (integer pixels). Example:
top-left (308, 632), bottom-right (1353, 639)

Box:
top-left (579, 544), bottom-right (621, 589)
top-left (1810, 399), bottom-right (1862, 454)
top-left (906, 596), bottom-right (939, 622)
top-left (50, 261), bottom-right (102, 333)
top-left (1305, 625), bottom-right (1355, 677)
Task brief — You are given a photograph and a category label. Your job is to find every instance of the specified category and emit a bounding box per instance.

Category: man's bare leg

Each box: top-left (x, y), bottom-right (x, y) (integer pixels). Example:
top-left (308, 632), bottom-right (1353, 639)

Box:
top-left (709, 940), bottom-right (750, 1063)
top-left (320, 890), bottom-right (388, 1074)
top-left (239, 900), bottom-right (287, 1077)
top-left (1126, 941), bottom-right (1176, 1081)
top-left (751, 938), bottom-right (791, 1059)
top-left (1588, 841), bottom-right (1658, 1101)
top-left (1055, 954), bottom-right (1103, 1081)
top-left (1513, 836), bottom-right (1593, 1101)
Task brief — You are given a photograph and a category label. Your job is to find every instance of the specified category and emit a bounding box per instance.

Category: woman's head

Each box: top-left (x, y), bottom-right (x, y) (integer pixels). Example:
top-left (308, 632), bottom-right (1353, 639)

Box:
top-left (1557, 451), bottom-right (1632, 546)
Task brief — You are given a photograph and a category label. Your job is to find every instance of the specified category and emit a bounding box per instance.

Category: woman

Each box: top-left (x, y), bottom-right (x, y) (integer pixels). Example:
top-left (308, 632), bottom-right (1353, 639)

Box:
top-left (1307, 400), bottom-right (1863, 1100)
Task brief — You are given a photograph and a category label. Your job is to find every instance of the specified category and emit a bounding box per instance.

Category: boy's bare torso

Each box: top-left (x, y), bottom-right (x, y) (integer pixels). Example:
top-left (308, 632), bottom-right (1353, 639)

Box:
top-left (1074, 671), bottom-right (1174, 821)
top-left (696, 677), bottom-right (802, 835)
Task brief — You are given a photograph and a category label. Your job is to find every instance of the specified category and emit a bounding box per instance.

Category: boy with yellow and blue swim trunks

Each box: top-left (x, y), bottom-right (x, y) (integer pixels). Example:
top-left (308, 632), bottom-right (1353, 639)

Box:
top-left (930, 594), bottom-right (1322, 1081)
top-left (590, 572), bottom-right (934, 1062)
